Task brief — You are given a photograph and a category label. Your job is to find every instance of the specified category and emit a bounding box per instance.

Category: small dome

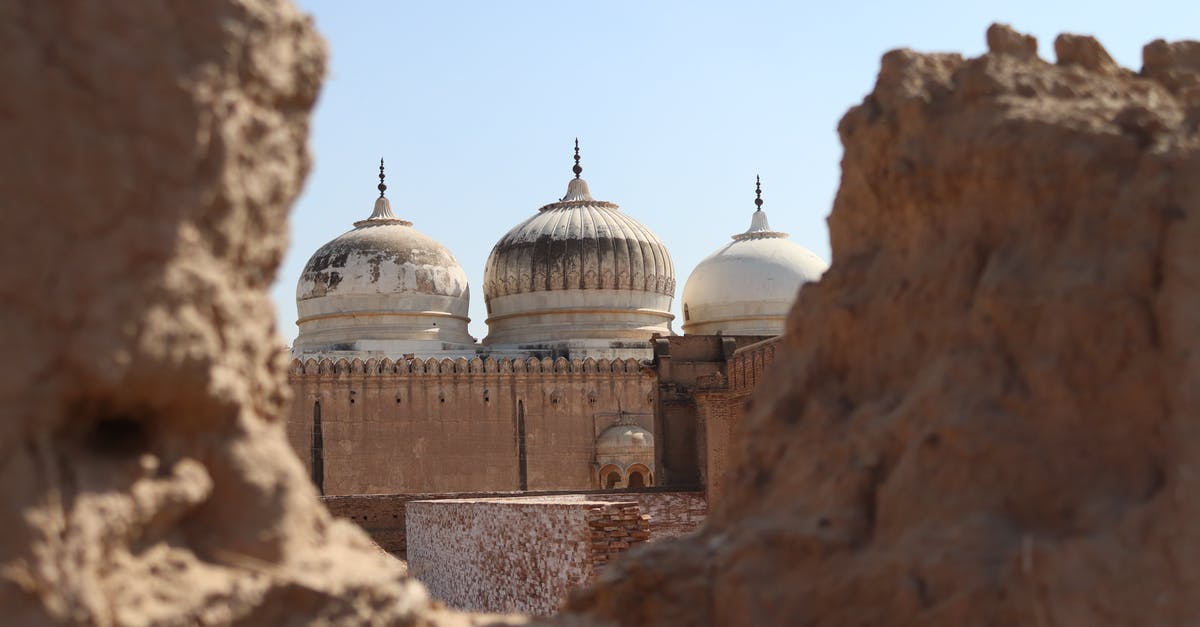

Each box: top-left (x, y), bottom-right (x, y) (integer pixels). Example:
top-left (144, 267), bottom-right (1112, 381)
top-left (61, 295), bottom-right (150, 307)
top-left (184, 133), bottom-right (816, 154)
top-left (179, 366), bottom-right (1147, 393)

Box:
top-left (682, 181), bottom-right (827, 336)
top-left (482, 144), bottom-right (674, 351)
top-left (595, 424), bottom-right (654, 464)
top-left (294, 166), bottom-right (473, 355)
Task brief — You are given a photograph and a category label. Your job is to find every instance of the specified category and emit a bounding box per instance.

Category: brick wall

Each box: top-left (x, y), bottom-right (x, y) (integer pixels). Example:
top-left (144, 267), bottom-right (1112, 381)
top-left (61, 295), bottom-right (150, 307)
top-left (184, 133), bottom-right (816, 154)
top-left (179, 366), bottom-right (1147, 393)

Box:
top-left (287, 356), bottom-right (655, 495)
top-left (406, 496), bottom-right (652, 615)
top-left (322, 488), bottom-right (704, 556)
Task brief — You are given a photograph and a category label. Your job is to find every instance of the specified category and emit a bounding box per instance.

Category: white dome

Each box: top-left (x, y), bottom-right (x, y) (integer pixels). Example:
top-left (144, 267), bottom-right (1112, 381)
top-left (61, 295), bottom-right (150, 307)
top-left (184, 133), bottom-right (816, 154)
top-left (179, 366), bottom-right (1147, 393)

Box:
top-left (482, 149), bottom-right (674, 353)
top-left (682, 202), bottom-right (827, 336)
top-left (595, 424), bottom-right (654, 466)
top-left (294, 187), bottom-right (474, 356)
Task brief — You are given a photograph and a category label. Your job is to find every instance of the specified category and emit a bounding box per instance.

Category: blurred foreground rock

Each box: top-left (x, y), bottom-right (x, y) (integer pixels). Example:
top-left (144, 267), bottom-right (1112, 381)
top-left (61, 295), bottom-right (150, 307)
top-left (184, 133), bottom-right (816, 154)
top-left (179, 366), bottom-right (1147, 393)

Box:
top-left (565, 24), bottom-right (1200, 626)
top-left (0, 2), bottom-right (514, 625)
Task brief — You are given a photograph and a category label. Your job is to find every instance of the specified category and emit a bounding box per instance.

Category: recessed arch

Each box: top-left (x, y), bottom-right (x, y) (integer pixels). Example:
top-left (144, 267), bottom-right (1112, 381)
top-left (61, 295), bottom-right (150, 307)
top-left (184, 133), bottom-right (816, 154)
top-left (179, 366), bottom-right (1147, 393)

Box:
top-left (598, 464), bottom-right (623, 490)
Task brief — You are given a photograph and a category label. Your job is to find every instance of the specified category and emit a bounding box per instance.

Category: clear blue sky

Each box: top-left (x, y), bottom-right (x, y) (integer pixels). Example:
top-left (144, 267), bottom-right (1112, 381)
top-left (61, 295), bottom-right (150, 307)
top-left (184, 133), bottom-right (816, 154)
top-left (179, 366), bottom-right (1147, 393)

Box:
top-left (275, 0), bottom-right (1197, 344)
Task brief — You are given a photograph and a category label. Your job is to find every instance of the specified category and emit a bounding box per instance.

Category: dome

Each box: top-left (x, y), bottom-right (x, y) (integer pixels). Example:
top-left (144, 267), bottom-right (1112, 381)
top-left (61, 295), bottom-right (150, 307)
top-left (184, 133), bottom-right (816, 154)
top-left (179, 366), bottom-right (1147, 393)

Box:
top-left (294, 164), bottom-right (473, 355)
top-left (595, 423), bottom-right (654, 465)
top-left (482, 143), bottom-right (674, 352)
top-left (681, 179), bottom-right (827, 336)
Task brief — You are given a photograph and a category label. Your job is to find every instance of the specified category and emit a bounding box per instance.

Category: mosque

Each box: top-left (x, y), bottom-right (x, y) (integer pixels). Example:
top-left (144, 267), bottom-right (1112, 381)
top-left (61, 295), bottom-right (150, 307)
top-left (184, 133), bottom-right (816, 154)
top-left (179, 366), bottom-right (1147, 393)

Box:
top-left (284, 142), bottom-right (827, 498)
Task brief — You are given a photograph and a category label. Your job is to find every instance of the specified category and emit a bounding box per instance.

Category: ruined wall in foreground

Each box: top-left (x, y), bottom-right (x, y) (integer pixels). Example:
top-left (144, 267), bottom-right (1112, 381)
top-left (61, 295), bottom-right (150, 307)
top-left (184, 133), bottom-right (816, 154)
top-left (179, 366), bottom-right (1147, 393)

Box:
top-left (0, 2), bottom-right (476, 624)
top-left (408, 497), bottom-right (650, 616)
top-left (565, 25), bottom-right (1200, 626)
top-left (324, 488), bottom-right (705, 555)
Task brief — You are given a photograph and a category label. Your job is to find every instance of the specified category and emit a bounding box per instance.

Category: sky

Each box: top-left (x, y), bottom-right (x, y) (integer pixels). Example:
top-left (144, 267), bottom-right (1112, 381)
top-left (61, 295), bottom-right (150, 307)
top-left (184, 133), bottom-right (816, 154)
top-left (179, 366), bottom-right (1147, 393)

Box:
top-left (275, 0), bottom-right (1197, 344)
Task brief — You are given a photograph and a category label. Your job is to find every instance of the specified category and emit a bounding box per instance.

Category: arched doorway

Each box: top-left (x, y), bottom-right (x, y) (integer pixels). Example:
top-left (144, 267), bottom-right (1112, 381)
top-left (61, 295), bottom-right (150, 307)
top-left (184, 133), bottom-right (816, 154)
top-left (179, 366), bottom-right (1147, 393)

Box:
top-left (627, 463), bottom-right (652, 488)
top-left (599, 464), bottom-right (623, 489)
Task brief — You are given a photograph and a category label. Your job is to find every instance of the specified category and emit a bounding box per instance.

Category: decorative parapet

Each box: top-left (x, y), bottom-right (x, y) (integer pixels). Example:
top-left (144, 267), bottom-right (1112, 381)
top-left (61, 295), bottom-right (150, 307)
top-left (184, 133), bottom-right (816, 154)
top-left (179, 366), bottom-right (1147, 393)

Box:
top-left (727, 336), bottom-right (782, 393)
top-left (289, 355), bottom-right (646, 377)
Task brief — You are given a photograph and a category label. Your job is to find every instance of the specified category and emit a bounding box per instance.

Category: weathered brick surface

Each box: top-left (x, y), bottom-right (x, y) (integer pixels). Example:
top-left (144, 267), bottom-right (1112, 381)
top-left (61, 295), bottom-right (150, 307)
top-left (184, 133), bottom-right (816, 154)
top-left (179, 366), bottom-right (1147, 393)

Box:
top-left (407, 496), bottom-right (652, 615)
top-left (324, 489), bottom-right (705, 555)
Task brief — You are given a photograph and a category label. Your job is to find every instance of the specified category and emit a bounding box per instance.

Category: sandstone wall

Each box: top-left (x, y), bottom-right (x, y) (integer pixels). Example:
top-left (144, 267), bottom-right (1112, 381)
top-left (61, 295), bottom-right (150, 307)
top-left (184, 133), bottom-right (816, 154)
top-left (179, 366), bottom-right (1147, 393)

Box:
top-left (324, 488), bottom-right (705, 555)
top-left (0, 1), bottom-right (475, 624)
top-left (407, 497), bottom-right (649, 616)
top-left (288, 357), bottom-right (654, 494)
top-left (565, 25), bottom-right (1200, 626)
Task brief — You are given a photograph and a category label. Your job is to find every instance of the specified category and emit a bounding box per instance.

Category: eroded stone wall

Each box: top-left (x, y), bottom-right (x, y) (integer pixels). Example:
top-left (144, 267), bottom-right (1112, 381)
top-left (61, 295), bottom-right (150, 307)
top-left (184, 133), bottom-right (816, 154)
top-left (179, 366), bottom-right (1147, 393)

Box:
top-left (0, 1), bottom-right (470, 624)
top-left (564, 25), bottom-right (1200, 626)
top-left (288, 357), bottom-right (655, 494)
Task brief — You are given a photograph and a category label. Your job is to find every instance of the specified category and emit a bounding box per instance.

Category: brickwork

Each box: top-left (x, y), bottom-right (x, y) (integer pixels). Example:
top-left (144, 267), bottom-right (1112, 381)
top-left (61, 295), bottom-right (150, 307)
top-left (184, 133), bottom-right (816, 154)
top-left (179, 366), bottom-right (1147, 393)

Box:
top-left (587, 503), bottom-right (650, 571)
top-left (287, 356), bottom-right (655, 495)
top-left (693, 336), bottom-right (781, 508)
top-left (406, 496), bottom-right (653, 615)
top-left (322, 488), bottom-right (705, 556)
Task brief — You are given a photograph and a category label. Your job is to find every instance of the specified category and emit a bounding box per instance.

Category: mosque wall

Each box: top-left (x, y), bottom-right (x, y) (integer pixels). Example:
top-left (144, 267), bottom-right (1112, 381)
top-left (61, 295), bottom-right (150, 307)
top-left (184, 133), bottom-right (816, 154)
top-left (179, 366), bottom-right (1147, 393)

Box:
top-left (287, 356), bottom-right (655, 495)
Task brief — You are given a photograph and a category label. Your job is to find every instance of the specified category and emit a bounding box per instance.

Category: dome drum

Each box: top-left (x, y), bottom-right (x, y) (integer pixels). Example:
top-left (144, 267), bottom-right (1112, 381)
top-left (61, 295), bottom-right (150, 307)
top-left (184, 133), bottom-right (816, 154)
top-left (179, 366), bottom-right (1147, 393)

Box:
top-left (483, 289), bottom-right (672, 346)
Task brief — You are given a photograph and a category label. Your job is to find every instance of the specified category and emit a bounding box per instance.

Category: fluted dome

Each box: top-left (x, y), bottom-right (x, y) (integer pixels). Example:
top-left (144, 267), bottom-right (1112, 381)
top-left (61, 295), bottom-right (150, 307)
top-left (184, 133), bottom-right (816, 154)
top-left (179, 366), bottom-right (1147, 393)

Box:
top-left (294, 172), bottom-right (473, 356)
top-left (682, 182), bottom-right (827, 336)
top-left (482, 147), bottom-right (674, 353)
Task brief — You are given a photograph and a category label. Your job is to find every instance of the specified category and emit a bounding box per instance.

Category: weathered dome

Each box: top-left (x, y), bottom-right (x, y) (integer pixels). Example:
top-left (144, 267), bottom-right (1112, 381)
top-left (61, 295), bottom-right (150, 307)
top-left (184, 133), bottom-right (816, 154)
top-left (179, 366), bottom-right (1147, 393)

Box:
top-left (595, 424), bottom-right (654, 463)
top-left (294, 170), bottom-right (473, 356)
top-left (682, 181), bottom-right (827, 336)
top-left (482, 145), bottom-right (674, 352)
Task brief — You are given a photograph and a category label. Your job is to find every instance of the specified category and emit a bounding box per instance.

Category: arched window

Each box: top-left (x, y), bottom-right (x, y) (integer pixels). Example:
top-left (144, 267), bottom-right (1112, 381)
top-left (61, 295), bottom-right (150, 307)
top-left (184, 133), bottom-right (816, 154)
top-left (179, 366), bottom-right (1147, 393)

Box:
top-left (627, 464), bottom-right (653, 488)
top-left (598, 464), bottom-right (623, 490)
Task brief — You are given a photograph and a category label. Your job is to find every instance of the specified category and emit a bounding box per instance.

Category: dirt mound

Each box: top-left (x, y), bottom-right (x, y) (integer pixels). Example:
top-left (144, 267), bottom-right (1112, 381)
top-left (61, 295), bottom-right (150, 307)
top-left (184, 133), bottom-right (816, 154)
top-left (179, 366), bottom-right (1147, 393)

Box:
top-left (566, 24), bottom-right (1200, 626)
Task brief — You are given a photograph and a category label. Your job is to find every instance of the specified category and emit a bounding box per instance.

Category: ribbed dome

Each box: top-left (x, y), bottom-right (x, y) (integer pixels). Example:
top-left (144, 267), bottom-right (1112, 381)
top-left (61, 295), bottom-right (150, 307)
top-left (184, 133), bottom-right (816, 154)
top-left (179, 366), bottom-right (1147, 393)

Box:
top-left (294, 182), bottom-right (474, 356)
top-left (484, 184), bottom-right (675, 298)
top-left (482, 148), bottom-right (675, 352)
top-left (682, 189), bottom-right (827, 336)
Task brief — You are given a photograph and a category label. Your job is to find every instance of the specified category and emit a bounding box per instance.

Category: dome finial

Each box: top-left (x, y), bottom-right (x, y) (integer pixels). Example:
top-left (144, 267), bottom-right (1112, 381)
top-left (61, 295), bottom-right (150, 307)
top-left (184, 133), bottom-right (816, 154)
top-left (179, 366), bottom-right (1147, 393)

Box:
top-left (378, 158), bottom-right (387, 198)
top-left (573, 138), bottom-right (583, 179)
top-left (754, 175), bottom-right (763, 211)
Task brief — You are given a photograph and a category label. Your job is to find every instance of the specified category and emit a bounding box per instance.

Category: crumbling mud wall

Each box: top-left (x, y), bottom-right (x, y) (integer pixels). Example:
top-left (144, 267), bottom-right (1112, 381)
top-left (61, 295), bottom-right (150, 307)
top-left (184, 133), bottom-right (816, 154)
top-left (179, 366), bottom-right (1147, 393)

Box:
top-left (565, 25), bottom-right (1200, 626)
top-left (0, 2), bottom-right (488, 625)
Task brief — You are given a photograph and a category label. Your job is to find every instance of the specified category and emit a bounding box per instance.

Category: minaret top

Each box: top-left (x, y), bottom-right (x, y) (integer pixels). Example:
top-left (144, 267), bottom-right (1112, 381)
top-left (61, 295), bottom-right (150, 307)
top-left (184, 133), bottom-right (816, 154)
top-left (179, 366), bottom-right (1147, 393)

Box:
top-left (573, 138), bottom-right (583, 179)
top-left (377, 158), bottom-right (387, 198)
top-left (732, 175), bottom-right (786, 240)
top-left (557, 138), bottom-right (595, 203)
top-left (355, 158), bottom-right (411, 227)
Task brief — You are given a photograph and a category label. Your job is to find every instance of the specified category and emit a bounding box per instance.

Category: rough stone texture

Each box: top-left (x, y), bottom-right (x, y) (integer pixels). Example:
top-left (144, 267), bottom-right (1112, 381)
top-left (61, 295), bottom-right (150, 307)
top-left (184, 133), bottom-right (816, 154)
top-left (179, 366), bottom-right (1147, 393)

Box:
top-left (408, 497), bottom-right (650, 616)
top-left (565, 25), bottom-right (1200, 626)
top-left (325, 489), bottom-right (705, 556)
top-left (0, 2), bottom-right (508, 625)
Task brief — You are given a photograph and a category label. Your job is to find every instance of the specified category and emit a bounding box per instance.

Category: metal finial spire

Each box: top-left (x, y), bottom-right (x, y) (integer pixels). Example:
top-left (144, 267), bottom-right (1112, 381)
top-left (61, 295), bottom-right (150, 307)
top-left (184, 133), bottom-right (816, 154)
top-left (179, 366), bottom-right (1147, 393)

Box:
top-left (754, 175), bottom-right (763, 211)
top-left (572, 138), bottom-right (582, 179)
top-left (377, 158), bottom-right (387, 198)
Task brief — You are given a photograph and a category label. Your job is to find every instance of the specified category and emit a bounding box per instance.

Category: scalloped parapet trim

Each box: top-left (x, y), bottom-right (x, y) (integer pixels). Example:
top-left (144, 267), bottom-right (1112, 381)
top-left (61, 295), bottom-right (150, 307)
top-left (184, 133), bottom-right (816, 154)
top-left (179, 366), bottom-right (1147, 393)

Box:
top-left (288, 355), bottom-right (646, 376)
